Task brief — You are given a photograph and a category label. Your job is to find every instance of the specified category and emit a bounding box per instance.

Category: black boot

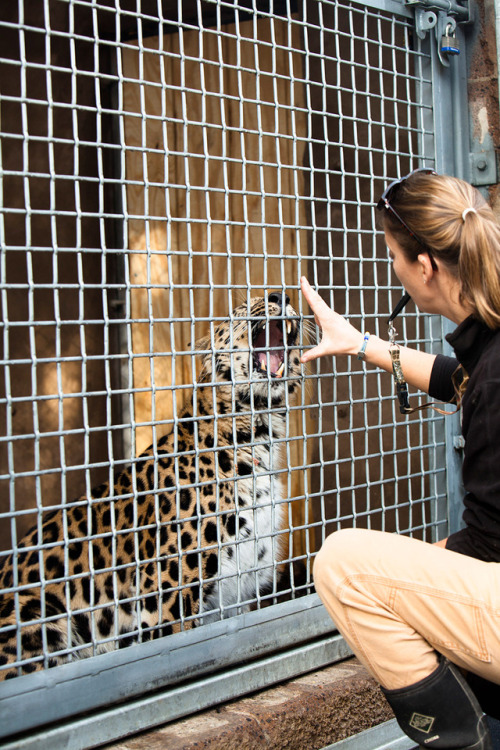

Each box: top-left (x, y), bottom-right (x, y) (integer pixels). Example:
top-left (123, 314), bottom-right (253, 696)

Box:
top-left (382, 658), bottom-right (493, 749)
top-left (466, 672), bottom-right (500, 722)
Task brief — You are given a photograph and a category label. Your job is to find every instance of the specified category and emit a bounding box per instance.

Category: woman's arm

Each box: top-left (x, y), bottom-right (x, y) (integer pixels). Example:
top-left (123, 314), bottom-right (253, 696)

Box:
top-left (300, 276), bottom-right (437, 394)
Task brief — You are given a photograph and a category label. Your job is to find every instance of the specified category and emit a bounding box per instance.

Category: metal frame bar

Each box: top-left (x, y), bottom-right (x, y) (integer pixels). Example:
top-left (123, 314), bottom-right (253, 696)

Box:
top-left (0, 595), bottom-right (349, 748)
top-left (427, 24), bottom-right (471, 536)
top-left (325, 720), bottom-right (412, 750)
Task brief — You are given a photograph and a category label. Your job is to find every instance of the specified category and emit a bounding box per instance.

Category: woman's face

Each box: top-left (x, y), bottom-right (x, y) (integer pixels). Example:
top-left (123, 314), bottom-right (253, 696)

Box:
top-left (385, 230), bottom-right (472, 324)
top-left (385, 230), bottom-right (435, 315)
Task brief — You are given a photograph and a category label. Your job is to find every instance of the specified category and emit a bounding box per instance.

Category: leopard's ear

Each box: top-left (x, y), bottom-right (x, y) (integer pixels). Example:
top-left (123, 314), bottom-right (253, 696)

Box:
top-left (195, 334), bottom-right (210, 353)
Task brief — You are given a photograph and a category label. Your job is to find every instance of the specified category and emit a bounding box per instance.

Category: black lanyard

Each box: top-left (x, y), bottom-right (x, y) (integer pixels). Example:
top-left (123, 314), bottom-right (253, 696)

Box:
top-left (387, 292), bottom-right (458, 416)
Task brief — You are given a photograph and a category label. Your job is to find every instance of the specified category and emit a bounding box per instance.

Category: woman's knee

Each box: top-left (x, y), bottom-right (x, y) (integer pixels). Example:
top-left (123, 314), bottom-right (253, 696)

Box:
top-left (313, 528), bottom-right (437, 596)
top-left (313, 527), bottom-right (376, 589)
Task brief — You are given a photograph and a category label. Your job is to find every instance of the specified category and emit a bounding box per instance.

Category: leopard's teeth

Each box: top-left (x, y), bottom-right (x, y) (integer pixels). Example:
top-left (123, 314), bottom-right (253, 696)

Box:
top-left (276, 362), bottom-right (285, 378)
top-left (286, 321), bottom-right (292, 335)
top-left (261, 359), bottom-right (267, 372)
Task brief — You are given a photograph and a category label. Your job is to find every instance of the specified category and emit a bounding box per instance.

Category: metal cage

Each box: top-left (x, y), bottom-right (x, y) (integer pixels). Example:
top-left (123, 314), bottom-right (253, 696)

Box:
top-left (0, 0), bottom-right (471, 747)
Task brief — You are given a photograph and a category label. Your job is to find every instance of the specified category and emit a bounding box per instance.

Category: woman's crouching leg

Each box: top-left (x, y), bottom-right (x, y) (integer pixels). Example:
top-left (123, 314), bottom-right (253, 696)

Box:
top-left (313, 528), bottom-right (440, 689)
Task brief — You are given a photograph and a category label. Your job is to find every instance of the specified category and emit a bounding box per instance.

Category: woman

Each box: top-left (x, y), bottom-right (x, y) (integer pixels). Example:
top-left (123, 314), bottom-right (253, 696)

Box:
top-left (300, 170), bottom-right (500, 749)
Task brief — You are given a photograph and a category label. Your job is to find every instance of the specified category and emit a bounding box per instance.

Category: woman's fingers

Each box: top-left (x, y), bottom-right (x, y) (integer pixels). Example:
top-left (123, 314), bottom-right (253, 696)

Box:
top-left (300, 276), bottom-right (331, 326)
top-left (300, 342), bottom-right (326, 363)
top-left (300, 275), bottom-right (363, 361)
top-left (300, 277), bottom-right (333, 362)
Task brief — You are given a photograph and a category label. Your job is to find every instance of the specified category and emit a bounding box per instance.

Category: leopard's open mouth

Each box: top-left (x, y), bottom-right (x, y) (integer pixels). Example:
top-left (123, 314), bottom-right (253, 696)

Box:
top-left (252, 317), bottom-right (296, 379)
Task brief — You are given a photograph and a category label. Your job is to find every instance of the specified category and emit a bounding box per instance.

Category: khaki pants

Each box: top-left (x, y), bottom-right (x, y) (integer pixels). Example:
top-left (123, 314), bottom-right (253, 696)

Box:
top-left (313, 528), bottom-right (500, 690)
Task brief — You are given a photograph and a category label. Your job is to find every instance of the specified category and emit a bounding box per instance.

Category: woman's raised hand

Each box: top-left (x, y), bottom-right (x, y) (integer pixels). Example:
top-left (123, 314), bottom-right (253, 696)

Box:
top-left (300, 276), bottom-right (364, 363)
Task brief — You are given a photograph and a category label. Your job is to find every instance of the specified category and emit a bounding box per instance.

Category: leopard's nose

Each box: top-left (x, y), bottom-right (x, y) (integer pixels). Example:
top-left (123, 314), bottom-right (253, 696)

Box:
top-left (268, 292), bottom-right (290, 308)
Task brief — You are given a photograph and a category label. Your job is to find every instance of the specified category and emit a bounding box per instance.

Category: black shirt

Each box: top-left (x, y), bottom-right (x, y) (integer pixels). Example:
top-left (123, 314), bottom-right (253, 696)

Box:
top-left (428, 315), bottom-right (500, 562)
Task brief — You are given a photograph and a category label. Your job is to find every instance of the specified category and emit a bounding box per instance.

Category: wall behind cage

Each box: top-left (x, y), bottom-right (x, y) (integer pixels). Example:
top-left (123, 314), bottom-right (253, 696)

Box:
top-left (0, 3), bottom-right (123, 550)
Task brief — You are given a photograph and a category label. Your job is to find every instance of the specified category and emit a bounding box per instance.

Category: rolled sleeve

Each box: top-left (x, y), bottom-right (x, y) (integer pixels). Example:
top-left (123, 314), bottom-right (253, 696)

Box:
top-left (428, 354), bottom-right (459, 403)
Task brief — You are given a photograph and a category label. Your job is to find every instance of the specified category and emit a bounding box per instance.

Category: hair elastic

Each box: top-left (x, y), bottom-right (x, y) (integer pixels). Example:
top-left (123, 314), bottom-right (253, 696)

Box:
top-left (462, 207), bottom-right (477, 222)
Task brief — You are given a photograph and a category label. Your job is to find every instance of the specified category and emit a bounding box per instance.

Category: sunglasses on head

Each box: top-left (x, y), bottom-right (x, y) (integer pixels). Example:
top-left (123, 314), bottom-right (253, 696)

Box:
top-left (377, 167), bottom-right (438, 269)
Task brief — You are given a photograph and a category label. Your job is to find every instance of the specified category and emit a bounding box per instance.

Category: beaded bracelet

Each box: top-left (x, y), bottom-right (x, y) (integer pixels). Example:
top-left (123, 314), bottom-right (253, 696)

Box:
top-left (357, 332), bottom-right (370, 360)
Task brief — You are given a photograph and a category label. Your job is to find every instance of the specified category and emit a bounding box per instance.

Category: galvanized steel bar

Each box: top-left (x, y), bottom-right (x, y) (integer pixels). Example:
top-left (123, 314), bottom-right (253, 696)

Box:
top-left (324, 719), bottom-right (413, 749)
top-left (0, 633), bottom-right (350, 750)
top-left (0, 595), bottom-right (341, 742)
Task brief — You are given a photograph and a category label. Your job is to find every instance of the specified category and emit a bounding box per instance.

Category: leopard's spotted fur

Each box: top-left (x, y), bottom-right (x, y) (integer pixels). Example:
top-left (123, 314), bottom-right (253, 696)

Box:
top-left (0, 293), bottom-right (301, 679)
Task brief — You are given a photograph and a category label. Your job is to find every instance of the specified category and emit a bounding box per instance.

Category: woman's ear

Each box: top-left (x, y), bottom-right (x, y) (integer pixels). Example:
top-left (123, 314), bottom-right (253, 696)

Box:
top-left (417, 253), bottom-right (436, 285)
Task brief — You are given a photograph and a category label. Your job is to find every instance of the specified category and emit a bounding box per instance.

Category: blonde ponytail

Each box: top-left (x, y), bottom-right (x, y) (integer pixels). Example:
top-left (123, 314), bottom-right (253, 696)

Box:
top-left (458, 207), bottom-right (500, 328)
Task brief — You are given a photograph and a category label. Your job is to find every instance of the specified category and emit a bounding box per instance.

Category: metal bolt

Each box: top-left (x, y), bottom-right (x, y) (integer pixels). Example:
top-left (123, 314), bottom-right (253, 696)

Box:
top-left (476, 159), bottom-right (487, 171)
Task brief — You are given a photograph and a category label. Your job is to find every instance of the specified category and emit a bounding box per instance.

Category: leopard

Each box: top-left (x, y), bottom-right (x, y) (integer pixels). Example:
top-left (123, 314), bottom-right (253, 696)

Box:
top-left (0, 292), bottom-right (302, 679)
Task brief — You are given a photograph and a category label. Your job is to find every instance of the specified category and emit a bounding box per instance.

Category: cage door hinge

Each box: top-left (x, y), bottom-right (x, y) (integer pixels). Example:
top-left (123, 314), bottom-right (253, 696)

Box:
top-left (404, 0), bottom-right (472, 66)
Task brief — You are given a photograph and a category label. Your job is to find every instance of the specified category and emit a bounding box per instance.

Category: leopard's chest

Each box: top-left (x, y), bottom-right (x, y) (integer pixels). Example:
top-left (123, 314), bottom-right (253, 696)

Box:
top-left (199, 433), bottom-right (286, 623)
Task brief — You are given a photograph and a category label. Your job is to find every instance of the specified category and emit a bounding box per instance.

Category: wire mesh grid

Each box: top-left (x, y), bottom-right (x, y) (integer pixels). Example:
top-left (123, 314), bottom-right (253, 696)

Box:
top-left (0, 0), bottom-right (447, 682)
